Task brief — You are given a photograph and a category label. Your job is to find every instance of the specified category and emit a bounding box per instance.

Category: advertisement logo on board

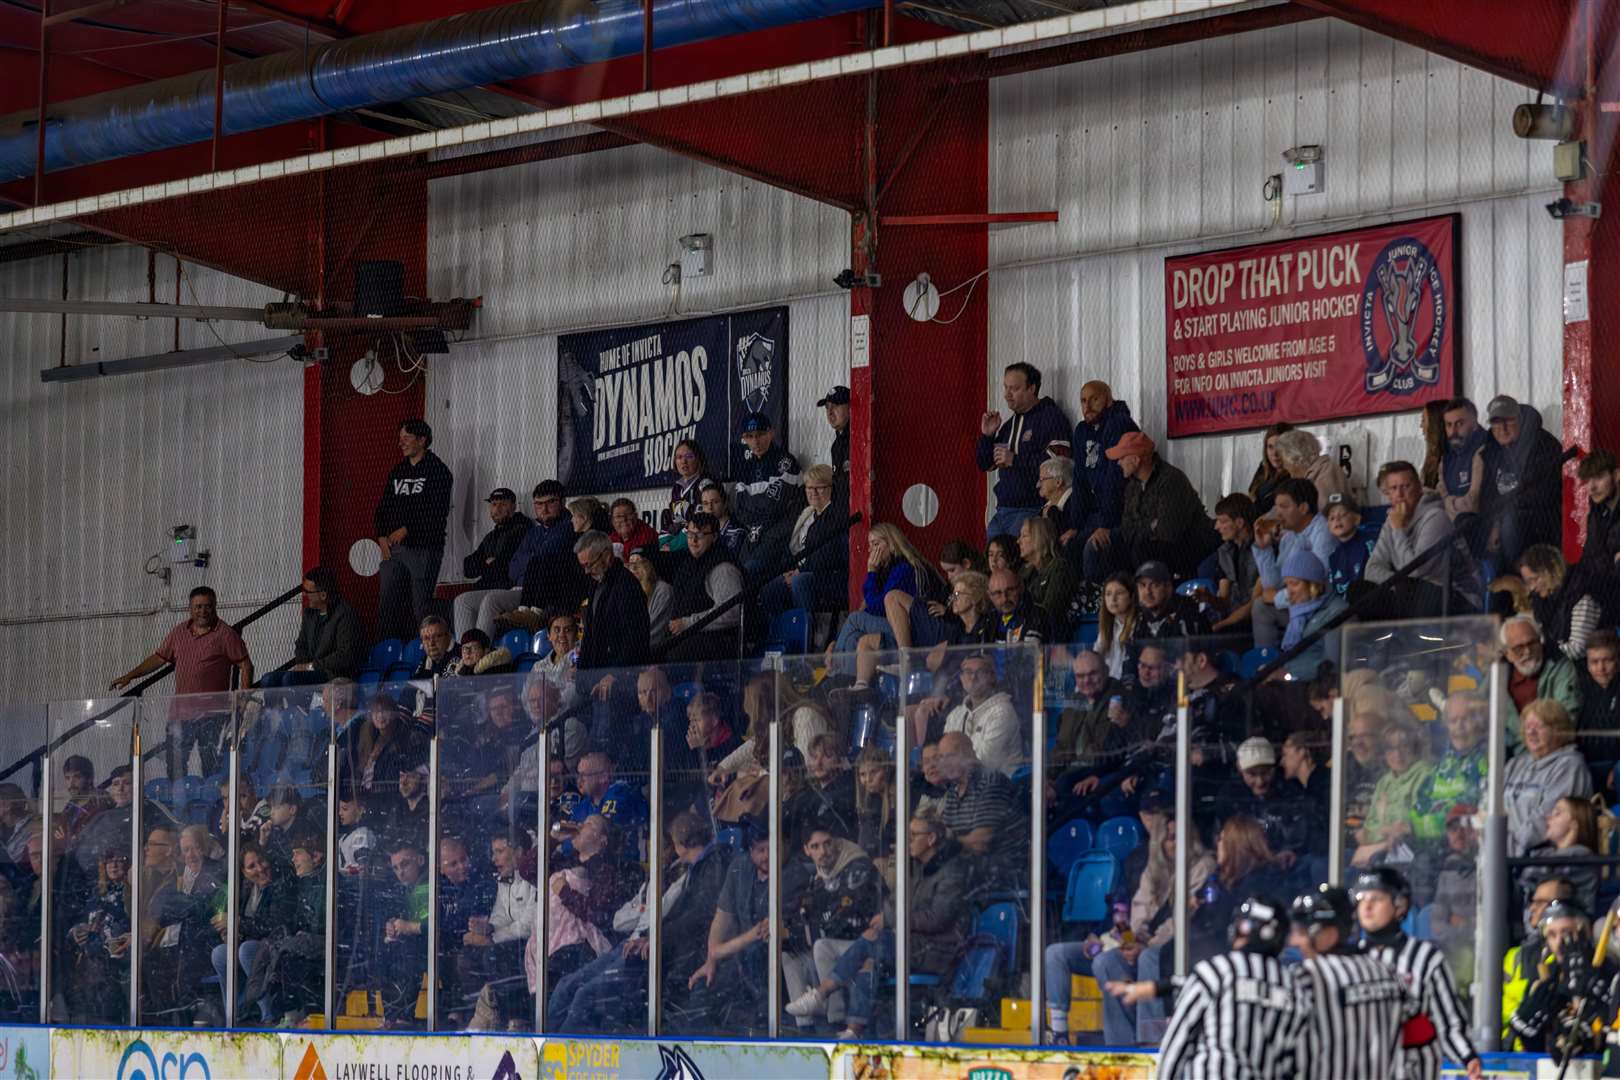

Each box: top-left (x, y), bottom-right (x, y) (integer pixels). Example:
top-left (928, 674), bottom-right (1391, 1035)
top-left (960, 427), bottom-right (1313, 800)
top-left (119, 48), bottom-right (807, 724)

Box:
top-left (736, 329), bottom-right (776, 414)
top-left (1361, 235), bottom-right (1447, 395)
top-left (115, 1040), bottom-right (211, 1080)
top-left (291, 1045), bottom-right (326, 1080)
top-left (652, 1046), bottom-right (703, 1080)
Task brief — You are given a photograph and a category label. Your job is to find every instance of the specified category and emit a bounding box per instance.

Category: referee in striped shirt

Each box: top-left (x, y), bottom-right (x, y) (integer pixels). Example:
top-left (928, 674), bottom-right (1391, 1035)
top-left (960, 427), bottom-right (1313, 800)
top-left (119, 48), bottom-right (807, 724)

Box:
top-left (1354, 868), bottom-right (1484, 1080)
top-left (1292, 883), bottom-right (1413, 1079)
top-left (1157, 895), bottom-right (1307, 1077)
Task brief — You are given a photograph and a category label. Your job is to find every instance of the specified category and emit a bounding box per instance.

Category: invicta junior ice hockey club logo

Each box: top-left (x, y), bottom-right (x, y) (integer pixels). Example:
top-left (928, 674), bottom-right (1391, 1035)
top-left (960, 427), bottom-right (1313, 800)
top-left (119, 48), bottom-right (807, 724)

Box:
top-left (1361, 234), bottom-right (1446, 395)
top-left (736, 330), bottom-right (776, 414)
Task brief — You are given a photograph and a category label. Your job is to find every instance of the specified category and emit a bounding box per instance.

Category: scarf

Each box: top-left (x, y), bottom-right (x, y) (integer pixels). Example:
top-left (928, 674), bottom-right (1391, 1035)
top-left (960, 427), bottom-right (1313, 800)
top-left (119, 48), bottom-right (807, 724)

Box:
top-left (1281, 595), bottom-right (1326, 651)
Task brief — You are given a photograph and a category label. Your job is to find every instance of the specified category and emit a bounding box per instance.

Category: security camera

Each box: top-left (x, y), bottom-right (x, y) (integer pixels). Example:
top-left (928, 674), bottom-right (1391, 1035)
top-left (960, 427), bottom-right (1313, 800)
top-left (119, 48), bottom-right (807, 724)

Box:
top-left (1546, 197), bottom-right (1601, 220)
top-left (1514, 103), bottom-right (1576, 141)
top-left (834, 269), bottom-right (882, 289)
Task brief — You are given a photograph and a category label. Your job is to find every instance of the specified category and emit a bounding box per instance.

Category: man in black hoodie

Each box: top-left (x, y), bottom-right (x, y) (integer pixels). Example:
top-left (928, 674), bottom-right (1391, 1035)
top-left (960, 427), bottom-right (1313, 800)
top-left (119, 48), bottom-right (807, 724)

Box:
top-left (573, 529), bottom-right (651, 719)
top-left (452, 487), bottom-right (532, 637)
top-left (977, 362), bottom-right (1072, 540)
top-left (1478, 395), bottom-right (1563, 567)
top-left (374, 419), bottom-right (454, 641)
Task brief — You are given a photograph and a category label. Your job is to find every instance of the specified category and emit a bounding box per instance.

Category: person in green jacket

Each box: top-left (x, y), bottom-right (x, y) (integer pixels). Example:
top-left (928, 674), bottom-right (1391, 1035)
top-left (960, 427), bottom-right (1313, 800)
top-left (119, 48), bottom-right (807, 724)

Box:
top-left (1411, 693), bottom-right (1488, 844)
top-left (1352, 715), bottom-right (1434, 868)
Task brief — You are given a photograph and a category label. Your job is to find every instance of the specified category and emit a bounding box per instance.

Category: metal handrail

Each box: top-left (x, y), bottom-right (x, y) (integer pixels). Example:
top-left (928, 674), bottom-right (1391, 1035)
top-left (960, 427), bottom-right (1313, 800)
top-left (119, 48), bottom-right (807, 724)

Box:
top-left (0, 582), bottom-right (303, 785)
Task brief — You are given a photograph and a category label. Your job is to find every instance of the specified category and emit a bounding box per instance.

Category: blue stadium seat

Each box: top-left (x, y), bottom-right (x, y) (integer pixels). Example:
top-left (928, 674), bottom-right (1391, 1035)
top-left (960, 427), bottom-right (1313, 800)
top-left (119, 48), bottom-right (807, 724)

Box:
top-left (357, 670), bottom-right (382, 686)
top-left (399, 638), bottom-right (425, 670)
top-left (976, 901), bottom-right (1019, 958)
top-left (383, 662), bottom-right (415, 681)
top-left (497, 629), bottom-right (530, 659)
top-left (1176, 577), bottom-right (1216, 598)
top-left (716, 825), bottom-right (743, 849)
top-left (367, 639), bottom-right (403, 670)
top-left (766, 608), bottom-right (811, 655)
top-left (515, 657), bottom-right (538, 673)
top-left (1239, 646), bottom-right (1279, 680)
top-left (1063, 852), bottom-right (1118, 923)
top-left (530, 631), bottom-right (552, 658)
top-left (1047, 819), bottom-right (1094, 875)
top-left (672, 682), bottom-right (702, 707)
top-left (1216, 650), bottom-right (1241, 675)
top-left (144, 778), bottom-right (171, 804)
top-left (1071, 615), bottom-right (1099, 649)
top-left (1095, 816), bottom-right (1144, 862)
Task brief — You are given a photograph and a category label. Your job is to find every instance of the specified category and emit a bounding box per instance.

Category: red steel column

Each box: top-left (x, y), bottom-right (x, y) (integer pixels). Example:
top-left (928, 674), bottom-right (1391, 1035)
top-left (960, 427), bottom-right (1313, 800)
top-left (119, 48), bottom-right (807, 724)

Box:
top-left (1561, 1), bottom-right (1619, 558)
top-left (848, 63), bottom-right (989, 604)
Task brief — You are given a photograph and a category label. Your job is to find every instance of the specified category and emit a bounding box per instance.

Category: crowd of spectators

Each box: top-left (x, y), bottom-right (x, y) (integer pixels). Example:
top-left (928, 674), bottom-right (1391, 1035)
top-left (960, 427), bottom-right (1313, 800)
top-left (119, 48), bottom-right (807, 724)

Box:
top-left (19, 362), bottom-right (1620, 1046)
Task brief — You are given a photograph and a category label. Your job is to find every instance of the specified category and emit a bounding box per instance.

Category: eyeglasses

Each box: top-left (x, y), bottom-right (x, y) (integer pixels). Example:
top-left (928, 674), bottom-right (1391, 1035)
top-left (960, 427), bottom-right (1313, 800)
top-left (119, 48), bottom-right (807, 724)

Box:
top-left (806, 485), bottom-right (832, 493)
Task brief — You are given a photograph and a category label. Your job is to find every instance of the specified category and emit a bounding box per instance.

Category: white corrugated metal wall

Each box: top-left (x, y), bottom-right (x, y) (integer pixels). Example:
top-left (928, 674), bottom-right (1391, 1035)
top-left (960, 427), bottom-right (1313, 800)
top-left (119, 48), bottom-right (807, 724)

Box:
top-left (0, 247), bottom-right (303, 721)
top-left (988, 19), bottom-right (1563, 511)
top-left (424, 141), bottom-right (851, 576)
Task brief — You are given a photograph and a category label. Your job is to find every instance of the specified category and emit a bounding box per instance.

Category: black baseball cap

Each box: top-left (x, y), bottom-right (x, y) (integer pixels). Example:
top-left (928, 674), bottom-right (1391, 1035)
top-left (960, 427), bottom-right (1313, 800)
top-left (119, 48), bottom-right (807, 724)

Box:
top-left (739, 413), bottom-right (773, 434)
top-left (818, 386), bottom-right (850, 407)
top-left (1134, 560), bottom-right (1172, 584)
top-left (486, 487), bottom-right (516, 503)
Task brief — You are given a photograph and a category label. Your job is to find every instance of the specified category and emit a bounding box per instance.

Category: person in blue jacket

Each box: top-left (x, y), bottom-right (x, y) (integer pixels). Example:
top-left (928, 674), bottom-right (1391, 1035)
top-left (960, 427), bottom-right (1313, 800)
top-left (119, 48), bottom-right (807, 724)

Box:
top-left (1072, 381), bottom-right (1141, 581)
top-left (1324, 493), bottom-right (1378, 600)
top-left (976, 362), bottom-right (1072, 541)
top-left (1280, 550), bottom-right (1348, 681)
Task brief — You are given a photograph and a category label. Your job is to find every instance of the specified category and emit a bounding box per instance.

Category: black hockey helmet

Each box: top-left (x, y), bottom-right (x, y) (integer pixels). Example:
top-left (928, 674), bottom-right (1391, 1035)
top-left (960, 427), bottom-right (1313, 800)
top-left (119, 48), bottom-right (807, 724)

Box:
top-left (1292, 884), bottom-right (1355, 939)
top-left (1230, 894), bottom-right (1289, 956)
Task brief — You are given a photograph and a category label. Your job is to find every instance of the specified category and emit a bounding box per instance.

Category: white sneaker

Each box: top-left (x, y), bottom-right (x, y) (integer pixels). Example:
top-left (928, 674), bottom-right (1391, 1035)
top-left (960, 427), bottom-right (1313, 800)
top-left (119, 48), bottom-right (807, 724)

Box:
top-left (784, 987), bottom-right (825, 1018)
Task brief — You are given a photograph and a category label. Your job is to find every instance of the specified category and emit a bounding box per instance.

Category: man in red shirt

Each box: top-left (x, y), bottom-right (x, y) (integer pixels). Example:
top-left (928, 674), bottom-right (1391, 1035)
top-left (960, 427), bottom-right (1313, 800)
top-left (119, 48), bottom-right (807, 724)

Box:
top-left (112, 587), bottom-right (253, 779)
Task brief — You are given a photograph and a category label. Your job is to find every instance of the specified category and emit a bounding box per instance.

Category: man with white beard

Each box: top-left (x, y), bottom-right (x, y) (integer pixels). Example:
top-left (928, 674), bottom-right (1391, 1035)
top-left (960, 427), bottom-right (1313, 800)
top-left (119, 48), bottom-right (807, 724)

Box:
top-left (1501, 615), bottom-right (1583, 736)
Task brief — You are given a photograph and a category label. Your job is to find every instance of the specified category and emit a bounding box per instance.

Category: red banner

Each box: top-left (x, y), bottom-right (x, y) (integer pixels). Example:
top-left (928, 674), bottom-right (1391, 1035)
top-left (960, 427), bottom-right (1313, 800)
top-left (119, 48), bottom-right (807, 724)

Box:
top-left (1164, 214), bottom-right (1459, 438)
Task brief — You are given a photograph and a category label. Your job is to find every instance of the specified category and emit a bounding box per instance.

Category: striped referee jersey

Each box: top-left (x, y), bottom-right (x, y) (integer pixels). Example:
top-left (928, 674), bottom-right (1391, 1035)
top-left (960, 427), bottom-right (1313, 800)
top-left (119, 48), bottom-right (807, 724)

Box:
top-left (1158, 950), bottom-right (1306, 1078)
top-left (1295, 950), bottom-right (1414, 1080)
top-left (1364, 935), bottom-right (1478, 1079)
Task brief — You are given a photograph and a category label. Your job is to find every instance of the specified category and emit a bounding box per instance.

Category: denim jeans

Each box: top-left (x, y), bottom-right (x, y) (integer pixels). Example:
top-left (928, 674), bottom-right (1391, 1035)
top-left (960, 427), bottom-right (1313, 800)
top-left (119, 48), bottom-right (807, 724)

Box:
top-left (986, 505), bottom-right (1038, 544)
top-left (1043, 941), bottom-right (1096, 1038)
top-left (1089, 945), bottom-right (1137, 1045)
top-left (211, 939), bottom-right (268, 1022)
top-left (832, 610), bottom-right (896, 675)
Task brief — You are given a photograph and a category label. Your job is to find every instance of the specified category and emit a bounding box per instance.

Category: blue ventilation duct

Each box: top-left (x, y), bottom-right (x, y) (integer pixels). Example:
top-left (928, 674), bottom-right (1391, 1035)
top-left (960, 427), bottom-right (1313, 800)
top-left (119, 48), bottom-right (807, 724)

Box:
top-left (0, 0), bottom-right (878, 183)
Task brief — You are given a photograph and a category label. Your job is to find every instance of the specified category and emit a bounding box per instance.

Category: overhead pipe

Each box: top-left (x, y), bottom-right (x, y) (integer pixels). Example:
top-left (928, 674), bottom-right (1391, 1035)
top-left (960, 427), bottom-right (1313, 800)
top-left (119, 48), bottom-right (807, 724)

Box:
top-left (0, 0), bottom-right (879, 183)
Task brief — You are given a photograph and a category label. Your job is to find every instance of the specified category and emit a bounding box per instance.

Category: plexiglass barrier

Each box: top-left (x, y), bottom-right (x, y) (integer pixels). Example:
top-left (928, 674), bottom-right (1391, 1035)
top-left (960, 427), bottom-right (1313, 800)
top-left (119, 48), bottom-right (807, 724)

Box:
top-left (0, 625), bottom-right (1537, 1048)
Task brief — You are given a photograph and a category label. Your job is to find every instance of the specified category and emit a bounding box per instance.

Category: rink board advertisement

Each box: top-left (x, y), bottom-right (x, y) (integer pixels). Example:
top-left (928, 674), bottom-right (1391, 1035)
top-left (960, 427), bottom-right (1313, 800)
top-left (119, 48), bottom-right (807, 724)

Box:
top-left (283, 1034), bottom-right (538, 1080)
top-left (555, 306), bottom-right (790, 495)
top-left (54, 1028), bottom-right (280, 1080)
top-left (539, 1037), bottom-right (830, 1080)
top-left (0, 1025), bottom-right (47, 1080)
top-left (1163, 214), bottom-right (1459, 438)
top-left (831, 1044), bottom-right (1155, 1079)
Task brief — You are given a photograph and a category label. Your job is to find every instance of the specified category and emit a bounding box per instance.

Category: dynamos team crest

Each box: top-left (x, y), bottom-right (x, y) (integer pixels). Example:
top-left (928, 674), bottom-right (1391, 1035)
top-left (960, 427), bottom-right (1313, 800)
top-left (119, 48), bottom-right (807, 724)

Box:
top-left (736, 329), bottom-right (776, 414)
top-left (1360, 233), bottom-right (1448, 396)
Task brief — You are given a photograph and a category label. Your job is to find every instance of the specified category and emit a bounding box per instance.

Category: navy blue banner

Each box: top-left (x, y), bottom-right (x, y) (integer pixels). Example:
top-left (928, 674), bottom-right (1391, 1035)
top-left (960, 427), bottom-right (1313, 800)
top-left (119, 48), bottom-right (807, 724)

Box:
top-left (556, 306), bottom-right (789, 495)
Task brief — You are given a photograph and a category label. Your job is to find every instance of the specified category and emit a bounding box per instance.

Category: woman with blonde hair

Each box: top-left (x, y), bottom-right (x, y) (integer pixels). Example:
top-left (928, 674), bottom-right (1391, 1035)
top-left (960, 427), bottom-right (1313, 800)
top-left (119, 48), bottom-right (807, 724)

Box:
top-left (1504, 698), bottom-right (1592, 858)
top-left (709, 674), bottom-right (836, 785)
top-left (827, 523), bottom-right (939, 677)
top-left (1519, 542), bottom-right (1608, 660)
top-left (853, 744), bottom-right (897, 873)
top-left (1018, 515), bottom-right (1078, 639)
